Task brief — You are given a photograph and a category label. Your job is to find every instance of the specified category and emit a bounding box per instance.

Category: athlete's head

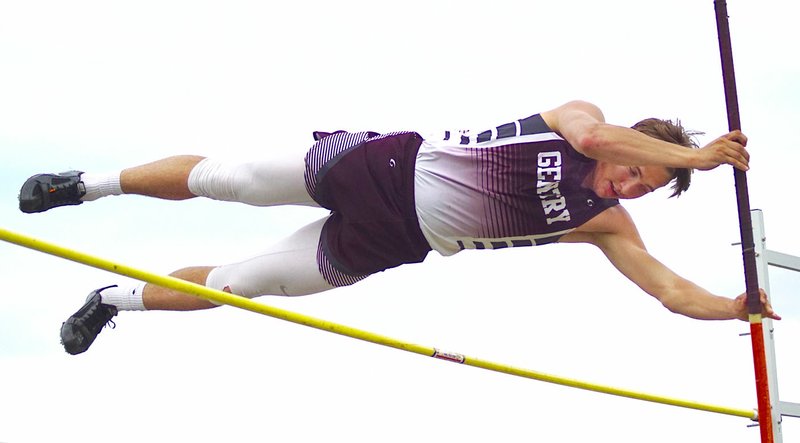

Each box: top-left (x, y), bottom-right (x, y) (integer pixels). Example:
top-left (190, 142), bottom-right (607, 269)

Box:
top-left (585, 118), bottom-right (700, 200)
top-left (631, 118), bottom-right (700, 197)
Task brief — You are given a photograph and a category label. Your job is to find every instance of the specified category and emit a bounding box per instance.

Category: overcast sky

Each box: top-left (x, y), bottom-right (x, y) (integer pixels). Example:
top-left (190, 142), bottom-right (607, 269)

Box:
top-left (1, 1), bottom-right (798, 442)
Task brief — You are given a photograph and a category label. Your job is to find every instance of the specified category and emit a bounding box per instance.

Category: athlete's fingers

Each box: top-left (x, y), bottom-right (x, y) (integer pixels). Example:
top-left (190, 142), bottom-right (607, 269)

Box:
top-left (726, 130), bottom-right (748, 147)
top-left (723, 139), bottom-right (750, 171)
top-left (728, 149), bottom-right (749, 171)
top-left (759, 288), bottom-right (781, 320)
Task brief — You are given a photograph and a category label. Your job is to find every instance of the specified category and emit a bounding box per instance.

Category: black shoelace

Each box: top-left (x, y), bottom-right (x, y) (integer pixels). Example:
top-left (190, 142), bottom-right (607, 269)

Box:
top-left (46, 179), bottom-right (84, 204)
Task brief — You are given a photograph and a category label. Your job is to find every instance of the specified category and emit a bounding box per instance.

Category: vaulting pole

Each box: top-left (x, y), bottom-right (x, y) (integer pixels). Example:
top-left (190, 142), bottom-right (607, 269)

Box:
top-left (713, 1), bottom-right (773, 441)
top-left (0, 226), bottom-right (757, 420)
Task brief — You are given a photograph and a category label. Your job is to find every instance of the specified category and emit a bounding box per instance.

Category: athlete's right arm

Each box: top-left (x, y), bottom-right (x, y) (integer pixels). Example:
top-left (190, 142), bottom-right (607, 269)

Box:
top-left (540, 100), bottom-right (750, 171)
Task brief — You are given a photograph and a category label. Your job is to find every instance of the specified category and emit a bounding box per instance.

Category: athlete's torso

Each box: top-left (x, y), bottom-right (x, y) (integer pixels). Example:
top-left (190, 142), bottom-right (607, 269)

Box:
top-left (414, 113), bottom-right (619, 256)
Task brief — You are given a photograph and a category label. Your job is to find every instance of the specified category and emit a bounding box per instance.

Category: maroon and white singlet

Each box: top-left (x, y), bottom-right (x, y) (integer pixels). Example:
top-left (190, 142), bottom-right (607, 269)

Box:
top-left (414, 113), bottom-right (619, 256)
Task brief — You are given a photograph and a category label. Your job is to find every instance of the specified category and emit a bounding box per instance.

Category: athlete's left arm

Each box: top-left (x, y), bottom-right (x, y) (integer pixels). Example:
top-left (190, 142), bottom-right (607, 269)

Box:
top-left (562, 206), bottom-right (779, 321)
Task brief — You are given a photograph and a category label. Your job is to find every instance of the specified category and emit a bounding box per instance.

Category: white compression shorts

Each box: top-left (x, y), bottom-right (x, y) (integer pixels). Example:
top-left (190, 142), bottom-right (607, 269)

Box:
top-left (187, 156), bottom-right (316, 207)
top-left (205, 217), bottom-right (335, 298)
top-left (187, 156), bottom-right (335, 297)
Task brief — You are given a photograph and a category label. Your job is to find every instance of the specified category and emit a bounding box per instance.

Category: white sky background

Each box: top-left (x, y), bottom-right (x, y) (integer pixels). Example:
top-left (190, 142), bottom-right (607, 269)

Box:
top-left (1, 0), bottom-right (799, 442)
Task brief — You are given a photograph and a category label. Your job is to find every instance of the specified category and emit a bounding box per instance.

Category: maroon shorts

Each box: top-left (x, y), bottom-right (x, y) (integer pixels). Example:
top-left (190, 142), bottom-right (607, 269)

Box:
top-left (304, 131), bottom-right (431, 286)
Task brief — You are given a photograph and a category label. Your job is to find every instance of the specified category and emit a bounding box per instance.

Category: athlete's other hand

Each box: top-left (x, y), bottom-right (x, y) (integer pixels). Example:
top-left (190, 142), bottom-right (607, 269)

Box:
top-left (695, 130), bottom-right (749, 171)
top-left (733, 288), bottom-right (781, 321)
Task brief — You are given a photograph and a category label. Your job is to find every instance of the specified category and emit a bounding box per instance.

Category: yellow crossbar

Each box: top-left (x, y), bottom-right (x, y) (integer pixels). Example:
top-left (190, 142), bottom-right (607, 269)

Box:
top-left (0, 226), bottom-right (757, 420)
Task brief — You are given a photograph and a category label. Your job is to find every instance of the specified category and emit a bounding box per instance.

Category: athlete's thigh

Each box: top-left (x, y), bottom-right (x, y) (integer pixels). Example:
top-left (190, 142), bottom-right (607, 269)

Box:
top-left (206, 217), bottom-right (332, 297)
top-left (189, 152), bottom-right (317, 207)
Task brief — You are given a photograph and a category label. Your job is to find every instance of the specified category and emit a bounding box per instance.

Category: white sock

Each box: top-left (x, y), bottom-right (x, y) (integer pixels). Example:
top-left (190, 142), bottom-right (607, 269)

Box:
top-left (80, 171), bottom-right (123, 201)
top-left (99, 283), bottom-right (147, 311)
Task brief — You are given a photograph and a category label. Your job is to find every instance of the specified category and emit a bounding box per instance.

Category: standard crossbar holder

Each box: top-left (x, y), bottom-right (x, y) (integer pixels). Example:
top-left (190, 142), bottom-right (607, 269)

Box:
top-left (751, 209), bottom-right (800, 442)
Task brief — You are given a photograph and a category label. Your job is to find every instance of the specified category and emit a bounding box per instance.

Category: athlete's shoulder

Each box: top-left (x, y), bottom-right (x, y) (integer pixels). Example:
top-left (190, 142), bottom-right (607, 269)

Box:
top-left (541, 101), bottom-right (606, 133)
top-left (559, 204), bottom-right (636, 243)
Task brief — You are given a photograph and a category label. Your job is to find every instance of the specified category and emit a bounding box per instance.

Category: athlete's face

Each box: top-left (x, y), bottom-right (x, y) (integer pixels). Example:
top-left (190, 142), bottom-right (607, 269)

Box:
top-left (587, 162), bottom-right (674, 199)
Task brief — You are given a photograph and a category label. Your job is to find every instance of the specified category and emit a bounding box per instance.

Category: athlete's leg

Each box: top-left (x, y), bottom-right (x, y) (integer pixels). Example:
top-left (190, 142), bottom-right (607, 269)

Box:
top-left (186, 155), bottom-right (315, 206)
top-left (138, 266), bottom-right (219, 310)
top-left (60, 217), bottom-right (339, 353)
top-left (122, 153), bottom-right (316, 206)
top-left (117, 155), bottom-right (204, 200)
top-left (134, 217), bottom-right (333, 311)
top-left (20, 152), bottom-right (317, 213)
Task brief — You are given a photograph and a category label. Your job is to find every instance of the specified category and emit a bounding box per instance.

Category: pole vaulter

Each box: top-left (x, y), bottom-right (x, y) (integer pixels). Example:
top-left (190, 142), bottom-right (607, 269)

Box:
top-left (0, 3), bottom-right (778, 439)
top-left (713, 1), bottom-right (774, 441)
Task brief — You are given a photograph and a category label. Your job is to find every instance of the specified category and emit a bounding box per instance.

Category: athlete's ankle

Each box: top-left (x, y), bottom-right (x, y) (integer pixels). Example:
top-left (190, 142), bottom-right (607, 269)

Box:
top-left (80, 171), bottom-right (123, 201)
top-left (98, 283), bottom-right (146, 311)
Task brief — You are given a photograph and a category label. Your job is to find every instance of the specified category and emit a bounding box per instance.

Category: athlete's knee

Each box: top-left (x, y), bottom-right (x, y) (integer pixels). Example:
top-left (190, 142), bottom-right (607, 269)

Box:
top-left (206, 265), bottom-right (251, 297)
top-left (187, 158), bottom-right (248, 202)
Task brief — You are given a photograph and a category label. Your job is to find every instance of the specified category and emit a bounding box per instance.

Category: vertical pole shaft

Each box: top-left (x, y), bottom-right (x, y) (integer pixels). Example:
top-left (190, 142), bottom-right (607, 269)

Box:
top-left (713, 1), bottom-right (773, 441)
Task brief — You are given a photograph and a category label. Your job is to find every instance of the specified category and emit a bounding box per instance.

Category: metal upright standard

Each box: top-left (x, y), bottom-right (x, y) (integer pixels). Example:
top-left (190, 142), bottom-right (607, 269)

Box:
top-left (713, 1), bottom-right (774, 441)
top-left (751, 209), bottom-right (800, 443)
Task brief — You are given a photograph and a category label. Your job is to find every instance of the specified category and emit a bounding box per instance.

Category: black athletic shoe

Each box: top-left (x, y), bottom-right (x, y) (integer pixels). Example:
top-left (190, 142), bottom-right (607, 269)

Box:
top-left (60, 286), bottom-right (119, 355)
top-left (19, 170), bottom-right (86, 213)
